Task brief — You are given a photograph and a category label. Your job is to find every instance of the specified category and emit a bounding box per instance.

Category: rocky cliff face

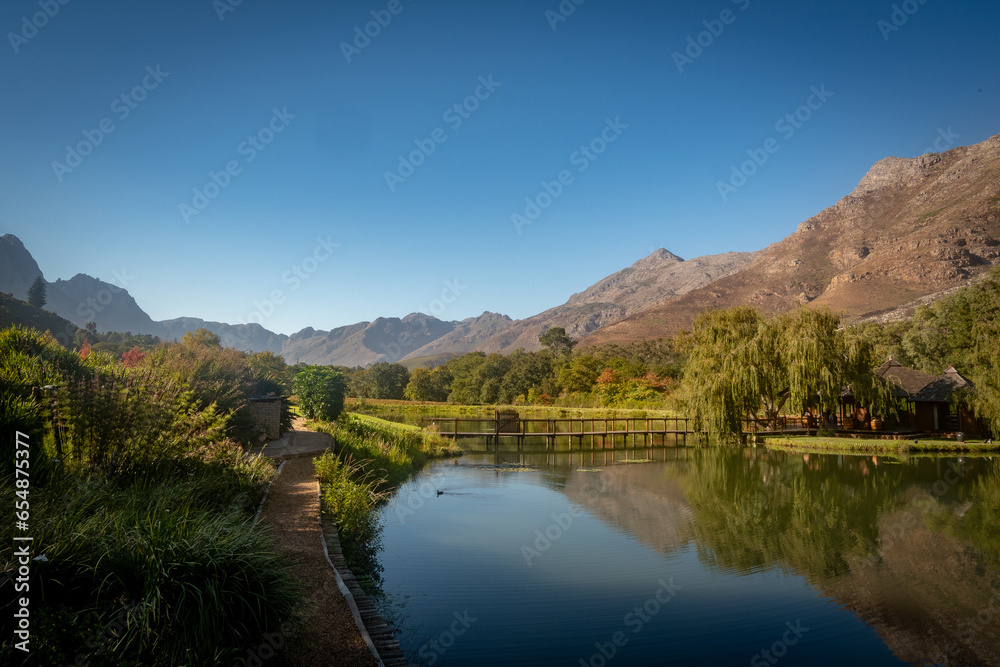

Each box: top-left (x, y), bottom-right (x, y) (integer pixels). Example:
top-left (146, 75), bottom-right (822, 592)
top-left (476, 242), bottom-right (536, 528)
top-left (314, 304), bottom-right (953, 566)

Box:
top-left (584, 133), bottom-right (1000, 345)
top-left (46, 274), bottom-right (165, 335)
top-left (0, 234), bottom-right (44, 300)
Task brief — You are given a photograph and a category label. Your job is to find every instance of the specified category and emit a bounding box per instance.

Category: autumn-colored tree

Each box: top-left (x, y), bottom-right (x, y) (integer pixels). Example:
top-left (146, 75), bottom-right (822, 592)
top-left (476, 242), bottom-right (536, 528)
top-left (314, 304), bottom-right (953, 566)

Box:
top-left (121, 346), bottom-right (146, 368)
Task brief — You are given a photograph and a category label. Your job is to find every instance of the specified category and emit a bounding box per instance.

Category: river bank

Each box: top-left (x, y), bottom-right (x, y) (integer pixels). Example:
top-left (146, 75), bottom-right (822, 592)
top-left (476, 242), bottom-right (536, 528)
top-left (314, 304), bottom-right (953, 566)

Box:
top-left (763, 435), bottom-right (1000, 455)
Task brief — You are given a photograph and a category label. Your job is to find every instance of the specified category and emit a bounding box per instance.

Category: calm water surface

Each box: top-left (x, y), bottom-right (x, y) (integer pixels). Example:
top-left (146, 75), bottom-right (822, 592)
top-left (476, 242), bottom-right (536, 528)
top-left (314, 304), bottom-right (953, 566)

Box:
top-left (377, 445), bottom-right (1000, 666)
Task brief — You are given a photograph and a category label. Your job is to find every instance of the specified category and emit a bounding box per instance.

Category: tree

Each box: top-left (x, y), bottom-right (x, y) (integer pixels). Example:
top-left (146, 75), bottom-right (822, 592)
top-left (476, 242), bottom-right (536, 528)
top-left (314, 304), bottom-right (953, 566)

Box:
top-left (444, 352), bottom-right (488, 404)
top-left (557, 354), bottom-right (602, 394)
top-left (404, 366), bottom-right (452, 402)
top-left (355, 362), bottom-right (410, 399)
top-left (293, 366), bottom-right (348, 421)
top-left (182, 328), bottom-right (222, 348)
top-left (27, 275), bottom-right (47, 308)
top-left (679, 306), bottom-right (892, 441)
top-left (539, 327), bottom-right (576, 357)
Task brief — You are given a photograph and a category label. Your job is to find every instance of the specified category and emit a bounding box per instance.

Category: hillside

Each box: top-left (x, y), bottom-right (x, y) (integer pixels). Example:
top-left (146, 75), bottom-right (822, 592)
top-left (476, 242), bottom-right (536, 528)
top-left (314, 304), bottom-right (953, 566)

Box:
top-left (0, 292), bottom-right (77, 346)
top-left (403, 249), bottom-right (755, 360)
top-left (584, 133), bottom-right (1000, 345)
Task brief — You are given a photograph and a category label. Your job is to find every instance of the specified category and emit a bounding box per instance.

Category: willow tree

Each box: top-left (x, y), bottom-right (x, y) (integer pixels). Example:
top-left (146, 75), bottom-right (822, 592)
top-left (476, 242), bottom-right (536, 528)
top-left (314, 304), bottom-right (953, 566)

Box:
top-left (679, 306), bottom-right (892, 441)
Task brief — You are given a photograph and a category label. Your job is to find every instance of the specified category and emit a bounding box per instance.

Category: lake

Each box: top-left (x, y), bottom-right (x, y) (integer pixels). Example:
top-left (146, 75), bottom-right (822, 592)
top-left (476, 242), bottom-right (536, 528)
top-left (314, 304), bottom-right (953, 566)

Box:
top-left (376, 445), bottom-right (1000, 666)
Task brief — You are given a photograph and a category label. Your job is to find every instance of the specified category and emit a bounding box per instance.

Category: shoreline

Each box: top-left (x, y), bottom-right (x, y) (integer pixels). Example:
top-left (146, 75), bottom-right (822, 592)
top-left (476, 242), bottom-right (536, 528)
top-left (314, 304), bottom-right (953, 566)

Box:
top-left (763, 435), bottom-right (999, 456)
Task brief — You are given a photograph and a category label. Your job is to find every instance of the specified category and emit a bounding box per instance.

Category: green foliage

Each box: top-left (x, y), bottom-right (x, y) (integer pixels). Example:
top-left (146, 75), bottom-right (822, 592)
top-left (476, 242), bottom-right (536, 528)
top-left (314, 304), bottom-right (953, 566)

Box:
top-left (679, 306), bottom-right (892, 441)
top-left (594, 367), bottom-right (671, 406)
top-left (558, 353), bottom-right (604, 394)
top-left (313, 414), bottom-right (455, 587)
top-left (147, 339), bottom-right (287, 443)
top-left (444, 351), bottom-right (488, 404)
top-left (27, 275), bottom-right (47, 308)
top-left (404, 366), bottom-right (452, 401)
top-left (0, 324), bottom-right (299, 665)
top-left (0, 451), bottom-right (294, 666)
top-left (539, 326), bottom-right (576, 357)
top-left (353, 361), bottom-right (410, 399)
top-left (847, 267), bottom-right (1000, 432)
top-left (73, 330), bottom-right (161, 358)
top-left (181, 327), bottom-right (222, 348)
top-left (293, 365), bottom-right (348, 421)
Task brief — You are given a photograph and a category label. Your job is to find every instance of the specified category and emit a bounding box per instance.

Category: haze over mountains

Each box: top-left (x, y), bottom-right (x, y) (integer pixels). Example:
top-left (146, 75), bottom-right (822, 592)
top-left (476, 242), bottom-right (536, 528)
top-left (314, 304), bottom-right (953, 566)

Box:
top-left (3, 133), bottom-right (999, 366)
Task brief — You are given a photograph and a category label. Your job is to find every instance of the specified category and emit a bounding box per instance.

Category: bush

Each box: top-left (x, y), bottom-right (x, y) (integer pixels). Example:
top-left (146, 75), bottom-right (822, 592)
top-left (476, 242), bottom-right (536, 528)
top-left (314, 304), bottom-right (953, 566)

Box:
top-left (293, 366), bottom-right (348, 422)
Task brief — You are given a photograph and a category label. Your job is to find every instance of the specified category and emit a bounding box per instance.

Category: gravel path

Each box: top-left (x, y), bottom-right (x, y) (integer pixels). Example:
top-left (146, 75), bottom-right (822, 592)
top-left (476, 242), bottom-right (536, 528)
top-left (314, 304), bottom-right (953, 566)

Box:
top-left (258, 442), bottom-right (379, 667)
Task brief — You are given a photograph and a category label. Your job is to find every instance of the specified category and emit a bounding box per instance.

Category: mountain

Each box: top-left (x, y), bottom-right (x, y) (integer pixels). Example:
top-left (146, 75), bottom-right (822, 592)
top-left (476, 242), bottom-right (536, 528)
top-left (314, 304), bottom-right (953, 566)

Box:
top-left (46, 274), bottom-right (166, 335)
top-left (281, 313), bottom-right (457, 367)
top-left (159, 318), bottom-right (288, 354)
top-left (4, 131), bottom-right (999, 363)
top-left (402, 248), bottom-right (755, 360)
top-left (0, 234), bottom-right (44, 300)
top-left (584, 133), bottom-right (1000, 346)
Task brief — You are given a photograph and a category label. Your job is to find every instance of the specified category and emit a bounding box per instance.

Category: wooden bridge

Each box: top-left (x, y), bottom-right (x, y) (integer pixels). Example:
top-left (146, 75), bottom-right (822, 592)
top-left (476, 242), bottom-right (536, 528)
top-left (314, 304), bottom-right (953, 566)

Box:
top-left (420, 410), bottom-right (706, 449)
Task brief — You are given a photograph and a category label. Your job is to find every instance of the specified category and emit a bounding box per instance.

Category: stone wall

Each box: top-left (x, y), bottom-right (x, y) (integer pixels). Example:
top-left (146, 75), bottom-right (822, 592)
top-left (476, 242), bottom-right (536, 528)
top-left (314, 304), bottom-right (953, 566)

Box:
top-left (250, 397), bottom-right (282, 441)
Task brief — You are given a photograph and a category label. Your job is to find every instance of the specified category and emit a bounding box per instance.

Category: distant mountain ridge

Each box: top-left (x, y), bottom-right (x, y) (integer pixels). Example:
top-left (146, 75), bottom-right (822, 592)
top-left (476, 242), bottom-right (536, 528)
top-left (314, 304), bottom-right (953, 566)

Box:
top-left (583, 132), bottom-right (1000, 346)
top-left (4, 131), bottom-right (999, 365)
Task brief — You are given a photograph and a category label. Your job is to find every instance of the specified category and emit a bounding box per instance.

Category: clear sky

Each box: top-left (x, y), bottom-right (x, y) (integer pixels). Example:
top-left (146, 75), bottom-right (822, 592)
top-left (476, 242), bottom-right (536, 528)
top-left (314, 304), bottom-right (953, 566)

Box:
top-left (2, 0), bottom-right (998, 335)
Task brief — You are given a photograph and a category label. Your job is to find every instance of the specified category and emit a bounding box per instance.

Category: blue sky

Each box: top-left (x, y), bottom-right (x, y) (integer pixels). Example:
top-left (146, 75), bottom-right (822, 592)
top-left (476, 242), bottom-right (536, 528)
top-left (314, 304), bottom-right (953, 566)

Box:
top-left (2, 0), bottom-right (998, 335)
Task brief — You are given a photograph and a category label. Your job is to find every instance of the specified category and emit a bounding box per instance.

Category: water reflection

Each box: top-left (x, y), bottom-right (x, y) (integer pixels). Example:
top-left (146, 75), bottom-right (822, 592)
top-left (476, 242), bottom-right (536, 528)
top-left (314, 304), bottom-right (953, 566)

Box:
top-left (379, 447), bottom-right (1000, 666)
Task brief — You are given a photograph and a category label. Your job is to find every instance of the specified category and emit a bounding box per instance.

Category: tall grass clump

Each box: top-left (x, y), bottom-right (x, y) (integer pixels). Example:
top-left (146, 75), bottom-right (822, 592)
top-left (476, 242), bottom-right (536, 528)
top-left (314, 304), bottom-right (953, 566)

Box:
top-left (1, 326), bottom-right (302, 665)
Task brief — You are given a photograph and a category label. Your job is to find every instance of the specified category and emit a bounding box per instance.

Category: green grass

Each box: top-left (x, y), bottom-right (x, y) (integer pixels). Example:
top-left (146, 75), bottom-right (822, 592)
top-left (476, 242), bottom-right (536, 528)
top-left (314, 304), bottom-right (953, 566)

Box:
top-left (0, 446), bottom-right (299, 666)
top-left (350, 412), bottom-right (421, 431)
top-left (312, 413), bottom-right (462, 590)
top-left (764, 435), bottom-right (1000, 456)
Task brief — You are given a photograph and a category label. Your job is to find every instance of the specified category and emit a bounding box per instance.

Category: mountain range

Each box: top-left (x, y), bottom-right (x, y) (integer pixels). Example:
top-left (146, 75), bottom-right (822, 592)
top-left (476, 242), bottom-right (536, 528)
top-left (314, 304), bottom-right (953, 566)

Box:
top-left (3, 132), bottom-right (999, 366)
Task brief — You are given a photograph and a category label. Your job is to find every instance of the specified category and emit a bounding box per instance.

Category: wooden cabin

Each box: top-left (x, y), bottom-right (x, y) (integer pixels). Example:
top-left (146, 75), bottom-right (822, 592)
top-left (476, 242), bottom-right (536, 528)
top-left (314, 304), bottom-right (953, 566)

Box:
top-left (840, 360), bottom-right (981, 434)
